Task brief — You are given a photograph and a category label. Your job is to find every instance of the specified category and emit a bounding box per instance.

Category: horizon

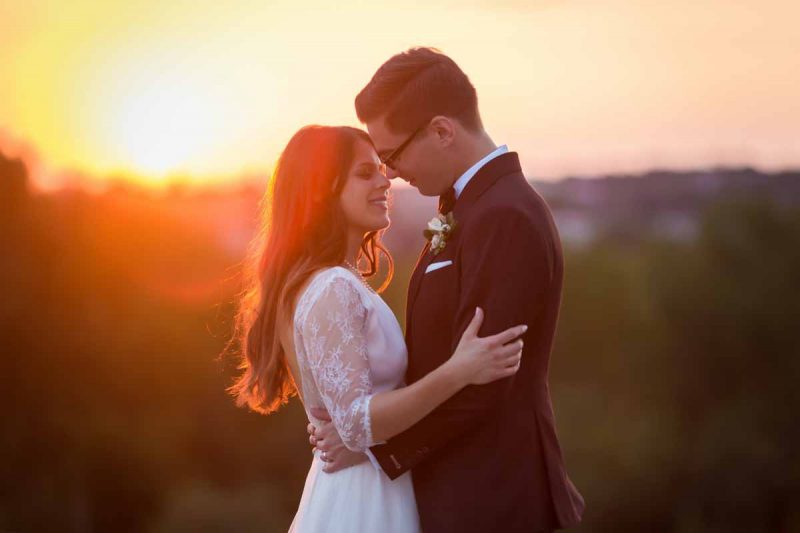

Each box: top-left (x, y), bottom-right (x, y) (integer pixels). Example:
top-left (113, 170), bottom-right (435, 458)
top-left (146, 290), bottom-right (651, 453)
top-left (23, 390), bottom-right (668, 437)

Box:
top-left (5, 141), bottom-right (795, 198)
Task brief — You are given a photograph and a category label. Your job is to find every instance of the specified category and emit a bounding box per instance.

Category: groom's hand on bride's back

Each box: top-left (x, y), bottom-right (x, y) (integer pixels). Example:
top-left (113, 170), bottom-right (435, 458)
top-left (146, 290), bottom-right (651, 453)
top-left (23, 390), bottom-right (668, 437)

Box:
top-left (307, 407), bottom-right (367, 474)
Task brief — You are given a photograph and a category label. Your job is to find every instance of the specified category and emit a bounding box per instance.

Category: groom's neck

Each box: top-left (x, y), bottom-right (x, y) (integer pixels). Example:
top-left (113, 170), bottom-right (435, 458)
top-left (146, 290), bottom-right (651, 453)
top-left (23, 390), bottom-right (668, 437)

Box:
top-left (449, 130), bottom-right (498, 185)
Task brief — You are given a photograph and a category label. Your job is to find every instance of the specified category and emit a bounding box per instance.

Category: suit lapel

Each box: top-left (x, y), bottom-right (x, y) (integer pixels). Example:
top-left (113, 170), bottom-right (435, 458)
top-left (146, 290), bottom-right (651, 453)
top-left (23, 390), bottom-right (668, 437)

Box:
top-left (452, 152), bottom-right (522, 221)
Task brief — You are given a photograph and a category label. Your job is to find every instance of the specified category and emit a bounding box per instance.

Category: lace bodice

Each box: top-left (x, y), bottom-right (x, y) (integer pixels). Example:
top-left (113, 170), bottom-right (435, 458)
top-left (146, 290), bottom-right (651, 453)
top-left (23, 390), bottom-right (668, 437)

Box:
top-left (293, 267), bottom-right (408, 452)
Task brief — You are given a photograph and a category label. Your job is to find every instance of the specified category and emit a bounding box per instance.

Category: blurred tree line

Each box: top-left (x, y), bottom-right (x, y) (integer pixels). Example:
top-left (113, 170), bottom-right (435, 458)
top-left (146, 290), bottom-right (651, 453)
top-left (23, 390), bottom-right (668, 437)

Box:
top-left (1, 152), bottom-right (798, 532)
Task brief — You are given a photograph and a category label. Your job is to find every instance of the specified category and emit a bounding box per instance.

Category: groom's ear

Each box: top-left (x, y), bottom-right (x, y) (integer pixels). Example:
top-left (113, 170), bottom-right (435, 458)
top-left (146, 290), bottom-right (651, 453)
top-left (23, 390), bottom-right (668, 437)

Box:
top-left (429, 116), bottom-right (456, 147)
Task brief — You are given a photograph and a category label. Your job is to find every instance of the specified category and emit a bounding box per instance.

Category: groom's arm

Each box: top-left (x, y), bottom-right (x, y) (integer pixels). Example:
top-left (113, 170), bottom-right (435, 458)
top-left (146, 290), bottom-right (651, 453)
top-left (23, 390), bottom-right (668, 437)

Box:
top-left (370, 205), bottom-right (556, 479)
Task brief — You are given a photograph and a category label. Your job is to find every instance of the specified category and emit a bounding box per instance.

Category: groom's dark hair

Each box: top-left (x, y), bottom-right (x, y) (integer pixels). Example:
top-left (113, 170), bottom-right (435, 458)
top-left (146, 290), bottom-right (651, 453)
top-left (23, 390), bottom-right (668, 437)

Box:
top-left (355, 47), bottom-right (482, 134)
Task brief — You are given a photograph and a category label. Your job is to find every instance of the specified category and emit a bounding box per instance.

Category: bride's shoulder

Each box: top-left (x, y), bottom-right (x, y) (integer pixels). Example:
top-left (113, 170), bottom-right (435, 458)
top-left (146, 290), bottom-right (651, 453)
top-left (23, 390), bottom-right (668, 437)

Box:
top-left (306, 265), bottom-right (361, 291)
top-left (294, 266), bottom-right (369, 322)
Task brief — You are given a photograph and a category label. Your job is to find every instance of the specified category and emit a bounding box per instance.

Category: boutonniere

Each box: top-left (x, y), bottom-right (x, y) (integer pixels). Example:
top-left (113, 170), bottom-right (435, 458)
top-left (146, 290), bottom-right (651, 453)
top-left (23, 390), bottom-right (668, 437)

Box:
top-left (423, 212), bottom-right (457, 256)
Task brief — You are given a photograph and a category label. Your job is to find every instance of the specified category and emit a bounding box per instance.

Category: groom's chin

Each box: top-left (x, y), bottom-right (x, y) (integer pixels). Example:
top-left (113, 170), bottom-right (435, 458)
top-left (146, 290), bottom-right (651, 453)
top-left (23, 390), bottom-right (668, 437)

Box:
top-left (404, 178), bottom-right (435, 197)
top-left (411, 183), bottom-right (435, 197)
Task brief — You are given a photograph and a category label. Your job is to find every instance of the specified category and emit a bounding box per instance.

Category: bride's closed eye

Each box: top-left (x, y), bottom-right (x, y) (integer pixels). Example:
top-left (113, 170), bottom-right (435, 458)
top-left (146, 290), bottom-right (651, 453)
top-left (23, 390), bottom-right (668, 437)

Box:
top-left (354, 163), bottom-right (382, 179)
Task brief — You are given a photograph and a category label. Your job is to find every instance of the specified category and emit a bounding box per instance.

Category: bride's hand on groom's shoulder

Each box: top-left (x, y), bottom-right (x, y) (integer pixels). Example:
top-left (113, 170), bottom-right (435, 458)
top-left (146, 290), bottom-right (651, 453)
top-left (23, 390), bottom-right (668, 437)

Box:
top-left (308, 407), bottom-right (367, 474)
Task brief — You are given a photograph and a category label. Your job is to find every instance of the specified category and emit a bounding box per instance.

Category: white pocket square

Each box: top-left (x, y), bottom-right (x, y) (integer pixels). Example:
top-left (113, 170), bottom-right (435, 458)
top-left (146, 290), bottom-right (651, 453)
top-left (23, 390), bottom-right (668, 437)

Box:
top-left (425, 260), bottom-right (453, 274)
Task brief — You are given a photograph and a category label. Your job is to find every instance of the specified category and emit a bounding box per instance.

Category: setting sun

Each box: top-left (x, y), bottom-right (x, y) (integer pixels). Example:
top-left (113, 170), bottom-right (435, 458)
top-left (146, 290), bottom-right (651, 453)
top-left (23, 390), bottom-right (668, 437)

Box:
top-left (101, 70), bottom-right (232, 180)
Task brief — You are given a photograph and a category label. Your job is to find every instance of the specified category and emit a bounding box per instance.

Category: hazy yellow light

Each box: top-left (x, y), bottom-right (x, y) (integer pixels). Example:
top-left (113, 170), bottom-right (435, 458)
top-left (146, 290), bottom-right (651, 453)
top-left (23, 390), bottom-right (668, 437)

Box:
top-left (112, 74), bottom-right (224, 178)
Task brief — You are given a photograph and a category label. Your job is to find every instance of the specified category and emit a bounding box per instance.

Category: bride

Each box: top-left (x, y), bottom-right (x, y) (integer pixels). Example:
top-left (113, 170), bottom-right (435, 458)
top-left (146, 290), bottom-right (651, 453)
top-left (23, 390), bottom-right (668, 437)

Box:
top-left (229, 125), bottom-right (527, 532)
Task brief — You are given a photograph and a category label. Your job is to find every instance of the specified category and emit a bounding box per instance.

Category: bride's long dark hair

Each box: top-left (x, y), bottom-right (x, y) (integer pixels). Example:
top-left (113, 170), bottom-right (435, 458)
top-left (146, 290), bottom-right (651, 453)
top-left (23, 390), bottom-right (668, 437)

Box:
top-left (228, 125), bottom-right (393, 414)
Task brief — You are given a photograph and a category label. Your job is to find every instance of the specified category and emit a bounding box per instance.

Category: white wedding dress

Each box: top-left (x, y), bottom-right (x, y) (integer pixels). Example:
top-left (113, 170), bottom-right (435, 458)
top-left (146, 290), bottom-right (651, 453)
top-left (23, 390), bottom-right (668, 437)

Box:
top-left (288, 266), bottom-right (421, 533)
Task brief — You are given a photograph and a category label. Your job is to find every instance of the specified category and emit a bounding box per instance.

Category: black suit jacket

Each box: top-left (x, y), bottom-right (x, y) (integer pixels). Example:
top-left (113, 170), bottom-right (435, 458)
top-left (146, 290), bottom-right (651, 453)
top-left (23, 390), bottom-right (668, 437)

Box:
top-left (371, 153), bottom-right (584, 532)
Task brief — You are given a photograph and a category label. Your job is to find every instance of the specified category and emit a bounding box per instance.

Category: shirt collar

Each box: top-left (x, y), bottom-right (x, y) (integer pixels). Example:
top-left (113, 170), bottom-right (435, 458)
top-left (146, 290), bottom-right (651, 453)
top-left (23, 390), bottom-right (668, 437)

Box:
top-left (452, 145), bottom-right (509, 199)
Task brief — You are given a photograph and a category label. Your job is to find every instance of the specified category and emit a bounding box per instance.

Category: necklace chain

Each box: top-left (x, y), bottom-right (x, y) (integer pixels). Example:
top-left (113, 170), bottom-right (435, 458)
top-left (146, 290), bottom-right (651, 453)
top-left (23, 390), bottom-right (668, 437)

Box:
top-left (343, 259), bottom-right (376, 294)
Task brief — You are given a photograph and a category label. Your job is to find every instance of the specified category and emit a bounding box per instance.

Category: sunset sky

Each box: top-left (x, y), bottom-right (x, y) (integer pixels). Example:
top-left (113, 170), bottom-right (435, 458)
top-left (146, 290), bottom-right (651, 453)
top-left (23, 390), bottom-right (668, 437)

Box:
top-left (1, 0), bottom-right (798, 189)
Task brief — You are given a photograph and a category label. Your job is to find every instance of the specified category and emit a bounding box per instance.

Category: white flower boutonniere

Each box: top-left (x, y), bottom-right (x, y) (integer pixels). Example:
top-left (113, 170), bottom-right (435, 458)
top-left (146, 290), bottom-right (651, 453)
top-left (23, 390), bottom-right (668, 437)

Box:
top-left (423, 212), bottom-right (457, 256)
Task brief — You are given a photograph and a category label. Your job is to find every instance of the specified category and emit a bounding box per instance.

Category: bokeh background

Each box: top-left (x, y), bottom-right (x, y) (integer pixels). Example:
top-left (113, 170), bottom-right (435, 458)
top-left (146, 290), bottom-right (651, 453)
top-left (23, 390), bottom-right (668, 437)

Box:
top-left (2, 1), bottom-right (799, 531)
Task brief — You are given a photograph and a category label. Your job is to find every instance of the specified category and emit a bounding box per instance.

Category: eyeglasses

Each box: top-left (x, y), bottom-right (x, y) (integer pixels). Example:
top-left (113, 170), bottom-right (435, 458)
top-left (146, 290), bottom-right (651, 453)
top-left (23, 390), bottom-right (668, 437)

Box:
top-left (379, 120), bottom-right (429, 170)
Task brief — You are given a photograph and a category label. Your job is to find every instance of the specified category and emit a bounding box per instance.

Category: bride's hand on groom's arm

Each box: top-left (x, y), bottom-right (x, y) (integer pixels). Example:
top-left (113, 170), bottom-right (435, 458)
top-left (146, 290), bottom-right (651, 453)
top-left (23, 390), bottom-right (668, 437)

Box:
top-left (307, 407), bottom-right (367, 474)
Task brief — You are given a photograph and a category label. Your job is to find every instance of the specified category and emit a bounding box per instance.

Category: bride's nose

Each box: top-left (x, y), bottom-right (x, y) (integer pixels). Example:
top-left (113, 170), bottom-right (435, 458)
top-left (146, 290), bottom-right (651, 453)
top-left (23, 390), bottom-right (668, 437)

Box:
top-left (376, 173), bottom-right (391, 191)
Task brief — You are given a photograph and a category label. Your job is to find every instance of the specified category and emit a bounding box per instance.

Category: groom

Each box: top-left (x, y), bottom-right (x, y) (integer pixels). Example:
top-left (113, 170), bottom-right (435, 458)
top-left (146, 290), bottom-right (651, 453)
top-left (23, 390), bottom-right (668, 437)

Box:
top-left (310, 47), bottom-right (584, 532)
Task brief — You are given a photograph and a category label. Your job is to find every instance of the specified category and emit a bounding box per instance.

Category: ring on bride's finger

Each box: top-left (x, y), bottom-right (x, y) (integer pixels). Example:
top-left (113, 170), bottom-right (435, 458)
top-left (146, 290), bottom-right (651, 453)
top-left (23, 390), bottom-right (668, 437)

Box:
top-left (321, 451), bottom-right (327, 461)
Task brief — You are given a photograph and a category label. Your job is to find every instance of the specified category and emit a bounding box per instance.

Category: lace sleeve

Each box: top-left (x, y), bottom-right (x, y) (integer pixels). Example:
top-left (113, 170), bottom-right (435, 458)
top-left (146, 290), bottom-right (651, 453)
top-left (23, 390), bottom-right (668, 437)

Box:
top-left (300, 274), bottom-right (375, 452)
